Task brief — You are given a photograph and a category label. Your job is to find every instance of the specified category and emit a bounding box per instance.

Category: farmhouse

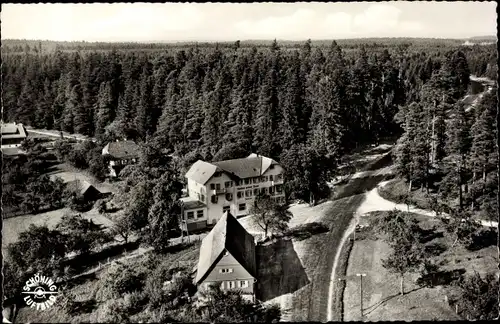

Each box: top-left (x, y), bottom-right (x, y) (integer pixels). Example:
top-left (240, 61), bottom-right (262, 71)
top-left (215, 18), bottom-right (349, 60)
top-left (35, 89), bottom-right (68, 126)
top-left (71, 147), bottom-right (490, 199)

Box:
top-left (66, 180), bottom-right (103, 201)
top-left (101, 140), bottom-right (140, 177)
top-left (182, 153), bottom-right (285, 230)
top-left (1, 122), bottom-right (27, 148)
top-left (195, 211), bottom-right (257, 302)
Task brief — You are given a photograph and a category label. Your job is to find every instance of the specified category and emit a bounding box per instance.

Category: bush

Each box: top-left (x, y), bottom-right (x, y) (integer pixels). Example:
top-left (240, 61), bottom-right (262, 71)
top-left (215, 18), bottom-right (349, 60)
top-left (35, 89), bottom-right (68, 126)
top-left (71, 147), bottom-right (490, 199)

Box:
top-left (454, 272), bottom-right (498, 320)
top-left (96, 264), bottom-right (145, 301)
top-left (68, 194), bottom-right (94, 212)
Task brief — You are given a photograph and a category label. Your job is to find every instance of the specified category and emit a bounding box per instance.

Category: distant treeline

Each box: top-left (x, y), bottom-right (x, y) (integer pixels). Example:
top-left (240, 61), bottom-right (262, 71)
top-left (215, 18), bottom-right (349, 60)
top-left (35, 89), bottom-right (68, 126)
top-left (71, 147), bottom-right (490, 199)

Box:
top-left (2, 37), bottom-right (495, 53)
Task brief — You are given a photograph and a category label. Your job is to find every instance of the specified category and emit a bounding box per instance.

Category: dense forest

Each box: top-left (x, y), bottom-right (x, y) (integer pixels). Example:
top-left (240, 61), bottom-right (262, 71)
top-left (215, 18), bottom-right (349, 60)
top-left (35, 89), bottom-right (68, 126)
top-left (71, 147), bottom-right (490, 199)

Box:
top-left (2, 39), bottom-right (497, 203)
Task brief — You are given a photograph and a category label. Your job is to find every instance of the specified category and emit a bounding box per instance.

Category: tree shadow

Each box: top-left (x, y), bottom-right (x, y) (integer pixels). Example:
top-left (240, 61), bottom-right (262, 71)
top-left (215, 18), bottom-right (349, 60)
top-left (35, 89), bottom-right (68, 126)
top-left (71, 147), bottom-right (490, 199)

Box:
top-left (424, 241), bottom-right (448, 257)
top-left (363, 286), bottom-right (423, 316)
top-left (418, 227), bottom-right (444, 244)
top-left (68, 298), bottom-right (97, 315)
top-left (365, 152), bottom-right (393, 171)
top-left (417, 268), bottom-right (466, 288)
top-left (467, 228), bottom-right (498, 251)
top-left (256, 238), bottom-right (310, 302)
top-left (284, 222), bottom-right (329, 241)
top-left (333, 174), bottom-right (393, 200)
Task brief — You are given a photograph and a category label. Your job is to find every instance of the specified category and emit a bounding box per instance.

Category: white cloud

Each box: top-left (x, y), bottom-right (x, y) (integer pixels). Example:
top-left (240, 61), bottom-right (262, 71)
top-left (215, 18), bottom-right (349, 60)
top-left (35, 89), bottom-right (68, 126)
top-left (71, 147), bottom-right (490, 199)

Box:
top-left (324, 12), bottom-right (354, 37)
top-left (353, 4), bottom-right (402, 33)
top-left (235, 8), bottom-right (318, 39)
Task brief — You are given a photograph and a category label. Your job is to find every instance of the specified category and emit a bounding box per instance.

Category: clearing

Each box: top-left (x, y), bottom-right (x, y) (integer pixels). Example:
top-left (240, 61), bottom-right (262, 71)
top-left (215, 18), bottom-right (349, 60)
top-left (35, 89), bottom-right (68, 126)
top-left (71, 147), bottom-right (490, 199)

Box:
top-left (342, 211), bottom-right (497, 321)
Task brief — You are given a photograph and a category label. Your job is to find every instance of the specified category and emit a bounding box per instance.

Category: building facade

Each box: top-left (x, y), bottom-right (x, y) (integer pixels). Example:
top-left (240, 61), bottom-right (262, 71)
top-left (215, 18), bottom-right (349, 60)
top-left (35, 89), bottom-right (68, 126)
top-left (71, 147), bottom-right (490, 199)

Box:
top-left (181, 154), bottom-right (285, 231)
top-left (195, 211), bottom-right (257, 302)
top-left (101, 140), bottom-right (140, 177)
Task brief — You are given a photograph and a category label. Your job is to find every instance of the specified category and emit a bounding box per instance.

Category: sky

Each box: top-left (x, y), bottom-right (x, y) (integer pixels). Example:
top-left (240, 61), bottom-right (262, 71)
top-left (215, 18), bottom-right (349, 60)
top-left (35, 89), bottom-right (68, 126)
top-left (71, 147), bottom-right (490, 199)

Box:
top-left (1, 2), bottom-right (497, 42)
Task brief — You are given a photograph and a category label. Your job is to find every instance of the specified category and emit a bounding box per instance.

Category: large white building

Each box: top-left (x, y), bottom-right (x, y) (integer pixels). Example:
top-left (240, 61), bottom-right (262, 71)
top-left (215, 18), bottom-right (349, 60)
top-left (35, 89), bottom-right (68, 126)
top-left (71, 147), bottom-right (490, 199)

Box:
top-left (180, 154), bottom-right (285, 232)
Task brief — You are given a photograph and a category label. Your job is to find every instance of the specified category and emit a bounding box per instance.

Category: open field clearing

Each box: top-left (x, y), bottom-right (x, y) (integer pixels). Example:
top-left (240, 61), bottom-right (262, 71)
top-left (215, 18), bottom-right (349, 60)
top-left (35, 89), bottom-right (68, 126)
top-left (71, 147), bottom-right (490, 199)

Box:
top-left (342, 212), bottom-right (496, 321)
top-left (2, 207), bottom-right (115, 256)
top-left (47, 163), bottom-right (119, 194)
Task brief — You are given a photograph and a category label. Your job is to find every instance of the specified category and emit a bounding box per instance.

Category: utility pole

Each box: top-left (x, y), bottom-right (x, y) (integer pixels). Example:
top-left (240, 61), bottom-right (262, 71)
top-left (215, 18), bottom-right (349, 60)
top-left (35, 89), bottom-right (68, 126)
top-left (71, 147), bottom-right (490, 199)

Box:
top-left (353, 213), bottom-right (358, 242)
top-left (356, 273), bottom-right (367, 320)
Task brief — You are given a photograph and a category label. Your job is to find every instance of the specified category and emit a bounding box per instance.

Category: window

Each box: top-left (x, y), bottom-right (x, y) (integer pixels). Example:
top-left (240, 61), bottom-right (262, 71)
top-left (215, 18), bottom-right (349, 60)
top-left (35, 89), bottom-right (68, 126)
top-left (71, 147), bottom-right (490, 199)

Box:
top-left (237, 191), bottom-right (243, 199)
top-left (276, 185), bottom-right (283, 193)
top-left (229, 281), bottom-right (236, 289)
top-left (201, 194), bottom-right (205, 202)
top-left (219, 268), bottom-right (233, 273)
top-left (226, 193), bottom-right (233, 201)
top-left (277, 174), bottom-right (283, 180)
top-left (187, 211), bottom-right (194, 219)
top-left (225, 181), bottom-right (233, 188)
top-left (260, 187), bottom-right (267, 194)
top-left (244, 178), bottom-right (250, 185)
top-left (214, 172), bottom-right (221, 177)
top-left (239, 203), bottom-right (246, 211)
top-left (197, 210), bottom-right (204, 218)
top-left (245, 190), bottom-right (252, 197)
top-left (253, 189), bottom-right (259, 196)
top-left (220, 282), bottom-right (225, 289)
top-left (216, 183), bottom-right (221, 190)
top-left (210, 183), bottom-right (215, 190)
top-left (211, 195), bottom-right (218, 204)
top-left (253, 177), bottom-right (259, 184)
top-left (261, 176), bottom-right (268, 182)
top-left (223, 206), bottom-right (230, 213)
top-left (270, 165), bottom-right (275, 169)
top-left (269, 186), bottom-right (275, 194)
top-left (239, 280), bottom-right (248, 288)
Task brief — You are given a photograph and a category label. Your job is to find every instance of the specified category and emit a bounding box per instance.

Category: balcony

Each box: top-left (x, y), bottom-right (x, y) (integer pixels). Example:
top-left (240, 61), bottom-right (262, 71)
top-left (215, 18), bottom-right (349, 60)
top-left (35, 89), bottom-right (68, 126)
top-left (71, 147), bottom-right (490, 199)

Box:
top-left (271, 179), bottom-right (283, 186)
top-left (212, 188), bottom-right (227, 195)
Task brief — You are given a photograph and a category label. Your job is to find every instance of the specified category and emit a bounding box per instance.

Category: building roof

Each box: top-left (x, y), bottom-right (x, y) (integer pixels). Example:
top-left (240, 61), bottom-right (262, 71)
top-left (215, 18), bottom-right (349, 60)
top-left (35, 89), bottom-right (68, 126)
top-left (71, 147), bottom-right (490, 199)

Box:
top-left (185, 154), bottom-right (279, 184)
top-left (67, 179), bottom-right (100, 196)
top-left (1, 147), bottom-right (25, 156)
top-left (195, 211), bottom-right (256, 285)
top-left (213, 154), bottom-right (278, 179)
top-left (180, 197), bottom-right (206, 210)
top-left (102, 140), bottom-right (140, 160)
top-left (185, 160), bottom-right (221, 185)
top-left (1, 123), bottom-right (27, 139)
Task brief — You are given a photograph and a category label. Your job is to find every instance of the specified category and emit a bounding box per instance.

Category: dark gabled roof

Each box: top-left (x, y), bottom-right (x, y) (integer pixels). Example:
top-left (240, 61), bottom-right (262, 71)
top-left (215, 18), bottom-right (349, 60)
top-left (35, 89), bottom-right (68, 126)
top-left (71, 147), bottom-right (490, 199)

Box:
top-left (185, 160), bottom-right (220, 185)
top-left (1, 123), bottom-right (27, 139)
top-left (195, 211), bottom-right (256, 285)
top-left (102, 140), bottom-right (140, 160)
top-left (67, 179), bottom-right (100, 196)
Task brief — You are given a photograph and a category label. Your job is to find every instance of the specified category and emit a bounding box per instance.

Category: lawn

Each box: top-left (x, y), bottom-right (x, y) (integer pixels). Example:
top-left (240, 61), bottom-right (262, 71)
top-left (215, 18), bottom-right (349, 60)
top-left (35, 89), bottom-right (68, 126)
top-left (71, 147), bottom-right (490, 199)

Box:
top-left (47, 162), bottom-right (120, 194)
top-left (14, 242), bottom-right (201, 323)
top-left (2, 207), bottom-right (116, 257)
top-left (342, 211), bottom-right (497, 321)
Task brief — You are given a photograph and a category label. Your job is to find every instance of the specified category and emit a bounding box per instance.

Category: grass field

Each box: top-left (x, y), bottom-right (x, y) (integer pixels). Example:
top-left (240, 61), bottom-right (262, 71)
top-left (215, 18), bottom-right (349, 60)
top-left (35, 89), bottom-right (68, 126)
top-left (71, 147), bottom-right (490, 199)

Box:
top-left (342, 211), bottom-right (497, 321)
top-left (2, 207), bottom-right (115, 256)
